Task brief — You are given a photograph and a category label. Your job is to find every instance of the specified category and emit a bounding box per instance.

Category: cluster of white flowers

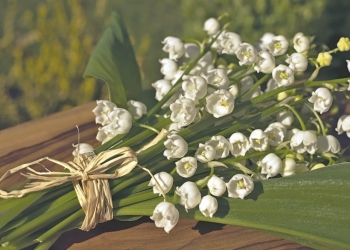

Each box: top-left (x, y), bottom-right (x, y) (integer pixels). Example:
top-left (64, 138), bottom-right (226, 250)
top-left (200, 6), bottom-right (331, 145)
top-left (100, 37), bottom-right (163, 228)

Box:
top-left (88, 17), bottom-right (350, 234)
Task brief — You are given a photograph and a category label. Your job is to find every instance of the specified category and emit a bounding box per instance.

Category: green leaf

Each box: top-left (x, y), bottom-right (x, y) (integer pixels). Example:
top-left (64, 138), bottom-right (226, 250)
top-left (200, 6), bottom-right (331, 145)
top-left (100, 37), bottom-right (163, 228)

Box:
top-left (115, 215), bottom-right (142, 222)
top-left (115, 164), bottom-right (350, 249)
top-left (83, 11), bottom-right (142, 108)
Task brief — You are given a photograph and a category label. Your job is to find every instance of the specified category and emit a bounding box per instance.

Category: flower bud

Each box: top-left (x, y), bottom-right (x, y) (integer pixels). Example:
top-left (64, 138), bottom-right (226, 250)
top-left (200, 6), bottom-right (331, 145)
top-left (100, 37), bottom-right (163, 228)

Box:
top-left (184, 43), bottom-right (200, 60)
top-left (295, 162), bottom-right (309, 174)
top-left (203, 18), bottom-right (220, 36)
top-left (226, 174), bottom-right (254, 199)
top-left (151, 202), bottom-right (179, 233)
top-left (337, 37), bottom-right (350, 52)
top-left (176, 157), bottom-right (198, 178)
top-left (175, 181), bottom-right (201, 212)
top-left (259, 32), bottom-right (275, 51)
top-left (199, 195), bottom-right (218, 218)
top-left (149, 172), bottom-right (174, 195)
top-left (317, 52), bottom-right (332, 67)
top-left (164, 134), bottom-right (188, 159)
top-left (311, 163), bottom-right (326, 171)
top-left (207, 175), bottom-right (226, 196)
top-left (260, 153), bottom-right (282, 179)
top-left (308, 87), bottom-right (333, 114)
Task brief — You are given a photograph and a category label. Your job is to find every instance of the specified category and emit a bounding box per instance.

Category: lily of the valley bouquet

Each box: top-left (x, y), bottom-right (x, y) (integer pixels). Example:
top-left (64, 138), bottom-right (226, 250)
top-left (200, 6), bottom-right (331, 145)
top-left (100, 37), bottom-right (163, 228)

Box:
top-left (1, 12), bottom-right (350, 250)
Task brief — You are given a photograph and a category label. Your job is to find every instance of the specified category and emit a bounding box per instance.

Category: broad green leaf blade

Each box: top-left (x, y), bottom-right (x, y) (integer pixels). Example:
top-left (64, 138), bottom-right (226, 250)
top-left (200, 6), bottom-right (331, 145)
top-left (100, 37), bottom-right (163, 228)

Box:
top-left (83, 11), bottom-right (142, 108)
top-left (115, 164), bottom-right (350, 249)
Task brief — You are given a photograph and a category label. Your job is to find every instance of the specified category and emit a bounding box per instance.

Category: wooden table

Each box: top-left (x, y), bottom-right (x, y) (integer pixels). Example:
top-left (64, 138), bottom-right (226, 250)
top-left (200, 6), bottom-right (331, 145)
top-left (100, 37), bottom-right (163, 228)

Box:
top-left (0, 102), bottom-right (309, 250)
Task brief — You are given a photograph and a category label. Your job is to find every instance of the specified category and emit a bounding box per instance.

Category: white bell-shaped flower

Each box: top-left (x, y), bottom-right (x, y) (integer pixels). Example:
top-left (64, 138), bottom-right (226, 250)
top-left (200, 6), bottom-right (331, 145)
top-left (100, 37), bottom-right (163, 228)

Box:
top-left (293, 33), bottom-right (310, 53)
top-left (199, 195), bottom-right (218, 218)
top-left (236, 42), bottom-right (258, 65)
top-left (207, 175), bottom-right (226, 197)
top-left (175, 181), bottom-right (201, 212)
top-left (249, 129), bottom-right (269, 151)
top-left (280, 158), bottom-right (296, 177)
top-left (206, 69), bottom-right (229, 91)
top-left (206, 89), bottom-right (235, 118)
top-left (149, 172), bottom-right (174, 196)
top-left (205, 135), bottom-right (231, 159)
top-left (336, 115), bottom-right (350, 137)
top-left (195, 143), bottom-right (216, 163)
top-left (220, 31), bottom-right (242, 55)
top-left (203, 18), bottom-right (220, 36)
top-left (176, 157), bottom-right (198, 178)
top-left (260, 153), bottom-right (282, 179)
top-left (276, 110), bottom-right (294, 127)
top-left (226, 174), bottom-right (254, 199)
top-left (72, 143), bottom-right (94, 157)
top-left (162, 36), bottom-right (185, 61)
top-left (316, 135), bottom-right (341, 154)
top-left (160, 58), bottom-right (178, 80)
top-left (308, 87), bottom-right (333, 114)
top-left (166, 122), bottom-right (181, 133)
top-left (92, 100), bottom-right (117, 126)
top-left (259, 32), bottom-right (275, 51)
top-left (272, 64), bottom-right (295, 87)
top-left (264, 122), bottom-right (286, 146)
top-left (182, 76), bottom-right (207, 101)
top-left (164, 134), bottom-right (188, 159)
top-left (170, 96), bottom-right (198, 128)
top-left (152, 79), bottom-right (172, 101)
top-left (229, 132), bottom-right (250, 157)
top-left (267, 35), bottom-right (289, 56)
top-left (127, 100), bottom-right (147, 118)
top-left (286, 53), bottom-right (308, 72)
top-left (254, 51), bottom-right (275, 74)
top-left (150, 201), bottom-right (179, 233)
top-left (347, 60), bottom-right (350, 73)
top-left (184, 43), bottom-right (200, 60)
top-left (290, 130), bottom-right (318, 154)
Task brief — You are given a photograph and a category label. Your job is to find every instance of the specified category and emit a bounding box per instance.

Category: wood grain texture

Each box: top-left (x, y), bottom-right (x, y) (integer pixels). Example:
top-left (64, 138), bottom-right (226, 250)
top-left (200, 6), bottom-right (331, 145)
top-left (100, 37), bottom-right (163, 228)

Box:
top-left (0, 102), bottom-right (310, 250)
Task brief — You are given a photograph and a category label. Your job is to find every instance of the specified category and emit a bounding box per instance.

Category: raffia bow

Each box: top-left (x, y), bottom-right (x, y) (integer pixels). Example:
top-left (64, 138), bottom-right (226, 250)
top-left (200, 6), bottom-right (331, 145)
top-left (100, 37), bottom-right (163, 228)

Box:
top-left (0, 129), bottom-right (168, 231)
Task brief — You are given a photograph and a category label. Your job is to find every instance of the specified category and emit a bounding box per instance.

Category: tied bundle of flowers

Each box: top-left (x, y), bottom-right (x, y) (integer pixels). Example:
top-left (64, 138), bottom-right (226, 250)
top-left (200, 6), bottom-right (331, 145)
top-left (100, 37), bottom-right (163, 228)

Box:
top-left (1, 12), bottom-right (350, 249)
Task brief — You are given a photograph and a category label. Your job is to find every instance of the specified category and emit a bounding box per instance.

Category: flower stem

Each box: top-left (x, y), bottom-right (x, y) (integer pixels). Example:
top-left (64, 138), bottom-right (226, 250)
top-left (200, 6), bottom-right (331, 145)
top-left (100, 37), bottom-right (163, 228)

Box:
top-left (282, 103), bottom-right (306, 131)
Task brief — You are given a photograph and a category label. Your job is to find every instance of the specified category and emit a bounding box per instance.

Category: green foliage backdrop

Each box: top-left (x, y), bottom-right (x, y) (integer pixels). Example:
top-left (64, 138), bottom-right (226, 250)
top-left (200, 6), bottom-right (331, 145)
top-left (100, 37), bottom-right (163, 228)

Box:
top-left (1, 0), bottom-right (350, 129)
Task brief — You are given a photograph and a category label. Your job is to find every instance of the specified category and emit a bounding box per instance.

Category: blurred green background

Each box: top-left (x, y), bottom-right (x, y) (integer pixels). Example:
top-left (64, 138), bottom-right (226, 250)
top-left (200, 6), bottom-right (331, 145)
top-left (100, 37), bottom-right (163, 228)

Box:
top-left (1, 0), bottom-right (350, 129)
